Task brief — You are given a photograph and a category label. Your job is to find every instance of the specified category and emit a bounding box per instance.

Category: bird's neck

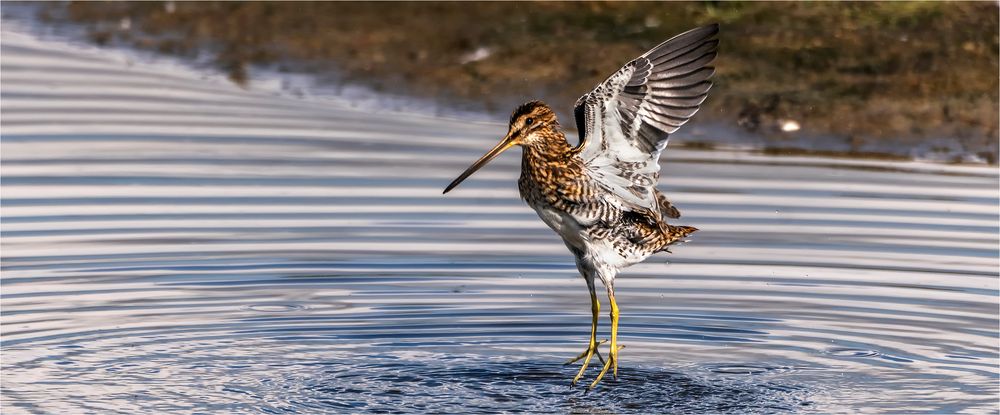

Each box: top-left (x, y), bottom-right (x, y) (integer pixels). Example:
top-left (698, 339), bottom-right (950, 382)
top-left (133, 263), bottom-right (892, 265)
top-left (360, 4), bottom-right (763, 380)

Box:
top-left (521, 128), bottom-right (574, 163)
top-left (519, 128), bottom-right (584, 194)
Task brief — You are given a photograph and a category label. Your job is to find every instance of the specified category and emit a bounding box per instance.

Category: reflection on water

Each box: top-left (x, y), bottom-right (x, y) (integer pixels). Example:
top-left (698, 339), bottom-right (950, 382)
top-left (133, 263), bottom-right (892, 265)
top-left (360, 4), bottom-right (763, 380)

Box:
top-left (2, 25), bottom-right (999, 414)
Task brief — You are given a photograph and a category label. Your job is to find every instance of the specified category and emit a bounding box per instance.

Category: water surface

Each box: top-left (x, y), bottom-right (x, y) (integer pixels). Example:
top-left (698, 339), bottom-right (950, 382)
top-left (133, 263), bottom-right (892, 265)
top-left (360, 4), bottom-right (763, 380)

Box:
top-left (2, 27), bottom-right (998, 414)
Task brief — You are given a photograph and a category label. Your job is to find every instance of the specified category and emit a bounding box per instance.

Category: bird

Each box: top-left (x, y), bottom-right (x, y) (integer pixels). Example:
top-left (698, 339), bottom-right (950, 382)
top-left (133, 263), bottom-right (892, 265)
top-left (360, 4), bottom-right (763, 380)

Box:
top-left (442, 24), bottom-right (718, 389)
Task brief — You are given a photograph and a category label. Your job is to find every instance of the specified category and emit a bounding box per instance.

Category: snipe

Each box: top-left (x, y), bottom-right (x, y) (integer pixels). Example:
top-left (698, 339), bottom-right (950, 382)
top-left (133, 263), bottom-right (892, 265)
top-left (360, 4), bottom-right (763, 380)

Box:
top-left (444, 24), bottom-right (719, 389)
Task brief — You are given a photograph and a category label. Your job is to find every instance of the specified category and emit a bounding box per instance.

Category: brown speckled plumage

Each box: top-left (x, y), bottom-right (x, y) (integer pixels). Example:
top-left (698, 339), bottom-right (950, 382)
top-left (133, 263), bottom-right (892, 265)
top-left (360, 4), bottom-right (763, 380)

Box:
top-left (443, 24), bottom-right (718, 389)
top-left (513, 102), bottom-right (696, 260)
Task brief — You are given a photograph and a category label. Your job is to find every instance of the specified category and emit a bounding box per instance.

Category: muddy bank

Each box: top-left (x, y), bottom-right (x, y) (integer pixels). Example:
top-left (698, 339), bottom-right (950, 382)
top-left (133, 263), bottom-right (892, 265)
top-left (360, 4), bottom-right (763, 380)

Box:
top-left (21, 1), bottom-right (1000, 163)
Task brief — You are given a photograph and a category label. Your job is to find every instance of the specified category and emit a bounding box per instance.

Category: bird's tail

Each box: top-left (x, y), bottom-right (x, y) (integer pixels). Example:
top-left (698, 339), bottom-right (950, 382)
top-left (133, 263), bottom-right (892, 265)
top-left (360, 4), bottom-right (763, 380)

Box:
top-left (659, 225), bottom-right (697, 252)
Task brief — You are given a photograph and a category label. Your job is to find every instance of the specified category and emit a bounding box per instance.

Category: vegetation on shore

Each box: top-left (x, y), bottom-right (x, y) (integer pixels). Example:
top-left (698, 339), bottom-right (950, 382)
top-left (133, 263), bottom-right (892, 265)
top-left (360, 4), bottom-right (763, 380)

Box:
top-left (37, 2), bottom-right (999, 162)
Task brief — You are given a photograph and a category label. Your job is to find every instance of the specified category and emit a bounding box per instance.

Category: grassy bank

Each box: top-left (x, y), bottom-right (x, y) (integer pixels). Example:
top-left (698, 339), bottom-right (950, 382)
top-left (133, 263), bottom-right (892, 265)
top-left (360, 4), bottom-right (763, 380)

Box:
top-left (35, 1), bottom-right (999, 162)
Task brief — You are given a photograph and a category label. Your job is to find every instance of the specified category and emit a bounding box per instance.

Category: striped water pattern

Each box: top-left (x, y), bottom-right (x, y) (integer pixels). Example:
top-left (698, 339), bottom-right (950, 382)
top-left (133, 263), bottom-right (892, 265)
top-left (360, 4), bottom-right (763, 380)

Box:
top-left (1, 26), bottom-right (998, 413)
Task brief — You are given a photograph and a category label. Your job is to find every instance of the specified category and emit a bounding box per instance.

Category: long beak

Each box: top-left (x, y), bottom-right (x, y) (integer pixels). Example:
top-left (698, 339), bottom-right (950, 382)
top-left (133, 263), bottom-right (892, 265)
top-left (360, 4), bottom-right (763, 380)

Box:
top-left (443, 134), bottom-right (516, 194)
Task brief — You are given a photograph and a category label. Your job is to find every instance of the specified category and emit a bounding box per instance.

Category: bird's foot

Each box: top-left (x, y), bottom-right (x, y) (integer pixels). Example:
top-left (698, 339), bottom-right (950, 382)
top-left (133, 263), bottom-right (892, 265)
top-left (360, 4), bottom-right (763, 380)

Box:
top-left (588, 344), bottom-right (624, 390)
top-left (566, 339), bottom-right (607, 386)
top-left (564, 338), bottom-right (607, 365)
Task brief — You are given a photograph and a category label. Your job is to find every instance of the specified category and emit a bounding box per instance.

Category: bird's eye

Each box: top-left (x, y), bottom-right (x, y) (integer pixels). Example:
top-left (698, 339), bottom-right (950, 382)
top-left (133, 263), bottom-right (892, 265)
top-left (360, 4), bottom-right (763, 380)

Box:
top-left (525, 117), bottom-right (534, 126)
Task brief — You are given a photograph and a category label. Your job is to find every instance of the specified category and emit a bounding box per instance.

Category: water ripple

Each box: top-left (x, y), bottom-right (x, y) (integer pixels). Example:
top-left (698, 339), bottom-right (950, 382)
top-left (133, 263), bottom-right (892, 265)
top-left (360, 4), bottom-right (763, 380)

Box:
top-left (1, 22), bottom-right (998, 414)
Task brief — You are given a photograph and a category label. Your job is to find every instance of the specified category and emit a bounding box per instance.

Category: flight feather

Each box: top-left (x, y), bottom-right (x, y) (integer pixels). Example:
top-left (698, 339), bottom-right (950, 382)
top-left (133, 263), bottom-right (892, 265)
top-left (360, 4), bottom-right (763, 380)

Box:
top-left (573, 24), bottom-right (718, 222)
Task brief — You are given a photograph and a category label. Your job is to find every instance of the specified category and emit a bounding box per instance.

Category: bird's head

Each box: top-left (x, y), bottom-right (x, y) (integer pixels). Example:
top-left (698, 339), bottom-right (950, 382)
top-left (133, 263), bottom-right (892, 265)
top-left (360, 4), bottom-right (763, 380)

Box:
top-left (506, 100), bottom-right (559, 146)
top-left (443, 101), bottom-right (558, 194)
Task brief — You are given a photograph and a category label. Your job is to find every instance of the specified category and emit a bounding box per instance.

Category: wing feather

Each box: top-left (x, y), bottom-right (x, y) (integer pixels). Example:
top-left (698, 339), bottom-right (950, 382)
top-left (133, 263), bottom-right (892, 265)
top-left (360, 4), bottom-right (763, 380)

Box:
top-left (648, 52), bottom-right (717, 80)
top-left (650, 80), bottom-right (713, 95)
top-left (650, 39), bottom-right (720, 67)
top-left (644, 94), bottom-right (708, 107)
top-left (648, 67), bottom-right (715, 89)
top-left (573, 24), bottom-right (718, 221)
top-left (645, 25), bottom-right (719, 61)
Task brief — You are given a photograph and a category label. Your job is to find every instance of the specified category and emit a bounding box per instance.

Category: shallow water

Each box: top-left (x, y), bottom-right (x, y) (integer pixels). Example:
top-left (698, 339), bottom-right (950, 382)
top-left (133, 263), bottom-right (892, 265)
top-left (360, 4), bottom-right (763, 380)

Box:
top-left (2, 27), bottom-right (999, 414)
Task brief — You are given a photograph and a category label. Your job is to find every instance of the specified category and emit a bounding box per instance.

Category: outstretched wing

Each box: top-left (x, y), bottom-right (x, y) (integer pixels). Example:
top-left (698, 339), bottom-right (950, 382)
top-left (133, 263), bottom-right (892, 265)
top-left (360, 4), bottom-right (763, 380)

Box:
top-left (574, 24), bottom-right (718, 221)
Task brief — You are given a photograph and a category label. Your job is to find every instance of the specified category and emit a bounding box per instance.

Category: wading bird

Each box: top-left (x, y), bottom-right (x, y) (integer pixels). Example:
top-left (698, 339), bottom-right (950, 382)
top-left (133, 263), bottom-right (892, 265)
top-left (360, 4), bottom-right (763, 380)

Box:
top-left (443, 24), bottom-right (718, 389)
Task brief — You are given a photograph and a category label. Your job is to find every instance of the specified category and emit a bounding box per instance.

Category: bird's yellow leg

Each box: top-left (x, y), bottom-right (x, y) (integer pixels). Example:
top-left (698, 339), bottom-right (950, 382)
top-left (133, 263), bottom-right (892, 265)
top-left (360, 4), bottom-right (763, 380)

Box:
top-left (564, 285), bottom-right (603, 365)
top-left (589, 287), bottom-right (620, 389)
top-left (566, 281), bottom-right (605, 385)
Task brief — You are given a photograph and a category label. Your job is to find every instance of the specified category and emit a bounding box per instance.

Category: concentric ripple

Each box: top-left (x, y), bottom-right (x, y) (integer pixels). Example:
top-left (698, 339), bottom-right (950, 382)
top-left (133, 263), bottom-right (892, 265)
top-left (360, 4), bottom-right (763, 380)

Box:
top-left (2, 22), bottom-right (998, 414)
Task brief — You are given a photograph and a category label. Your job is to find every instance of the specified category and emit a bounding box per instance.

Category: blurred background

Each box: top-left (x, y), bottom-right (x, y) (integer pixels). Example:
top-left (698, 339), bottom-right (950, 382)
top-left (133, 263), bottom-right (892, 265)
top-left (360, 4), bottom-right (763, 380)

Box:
top-left (26, 1), bottom-right (1000, 162)
top-left (2, 2), bottom-right (998, 413)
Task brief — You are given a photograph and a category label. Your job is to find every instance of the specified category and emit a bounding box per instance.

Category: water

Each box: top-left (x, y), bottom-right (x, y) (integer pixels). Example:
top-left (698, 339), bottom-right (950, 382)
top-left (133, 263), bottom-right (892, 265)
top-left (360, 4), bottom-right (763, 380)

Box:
top-left (2, 27), bottom-right (998, 414)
